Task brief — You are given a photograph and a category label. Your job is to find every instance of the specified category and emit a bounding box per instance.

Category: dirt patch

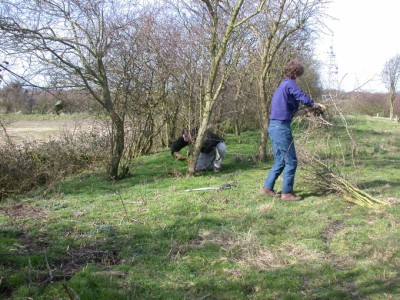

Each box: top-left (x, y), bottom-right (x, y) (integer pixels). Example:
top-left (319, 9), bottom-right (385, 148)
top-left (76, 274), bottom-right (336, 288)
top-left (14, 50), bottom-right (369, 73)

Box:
top-left (1, 203), bottom-right (49, 219)
top-left (60, 245), bottom-right (121, 272)
top-left (321, 220), bottom-right (345, 244)
top-left (1, 227), bottom-right (121, 297)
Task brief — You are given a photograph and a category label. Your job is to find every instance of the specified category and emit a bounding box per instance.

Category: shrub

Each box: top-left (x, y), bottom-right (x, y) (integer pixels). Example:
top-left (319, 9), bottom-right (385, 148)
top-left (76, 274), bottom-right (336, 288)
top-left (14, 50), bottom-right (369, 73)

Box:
top-left (0, 130), bottom-right (109, 199)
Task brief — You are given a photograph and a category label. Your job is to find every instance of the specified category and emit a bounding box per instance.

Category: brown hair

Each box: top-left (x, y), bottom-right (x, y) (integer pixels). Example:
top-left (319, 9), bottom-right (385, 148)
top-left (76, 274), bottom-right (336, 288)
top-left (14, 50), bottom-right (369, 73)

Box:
top-left (284, 59), bottom-right (304, 79)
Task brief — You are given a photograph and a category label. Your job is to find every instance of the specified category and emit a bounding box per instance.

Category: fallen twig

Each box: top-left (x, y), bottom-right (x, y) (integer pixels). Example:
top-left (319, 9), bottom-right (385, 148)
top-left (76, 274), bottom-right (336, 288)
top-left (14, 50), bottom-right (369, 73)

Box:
top-left (63, 282), bottom-right (81, 300)
top-left (44, 248), bottom-right (53, 282)
top-left (116, 189), bottom-right (129, 219)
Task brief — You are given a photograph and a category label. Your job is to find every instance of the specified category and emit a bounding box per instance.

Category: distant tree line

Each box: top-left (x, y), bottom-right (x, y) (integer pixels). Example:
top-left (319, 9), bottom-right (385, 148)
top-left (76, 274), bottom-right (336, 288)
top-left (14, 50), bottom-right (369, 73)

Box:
top-left (1, 83), bottom-right (395, 119)
top-left (0, 83), bottom-right (103, 114)
top-left (337, 92), bottom-right (400, 118)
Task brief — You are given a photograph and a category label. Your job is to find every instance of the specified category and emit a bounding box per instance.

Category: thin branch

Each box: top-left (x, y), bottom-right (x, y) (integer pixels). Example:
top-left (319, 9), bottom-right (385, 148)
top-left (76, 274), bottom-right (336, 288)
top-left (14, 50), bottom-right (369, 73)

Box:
top-left (44, 248), bottom-right (53, 283)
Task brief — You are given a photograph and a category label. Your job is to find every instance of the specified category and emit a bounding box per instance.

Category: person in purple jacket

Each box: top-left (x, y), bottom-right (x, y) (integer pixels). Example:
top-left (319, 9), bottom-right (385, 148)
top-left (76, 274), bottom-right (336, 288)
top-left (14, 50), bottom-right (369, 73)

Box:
top-left (261, 59), bottom-right (325, 201)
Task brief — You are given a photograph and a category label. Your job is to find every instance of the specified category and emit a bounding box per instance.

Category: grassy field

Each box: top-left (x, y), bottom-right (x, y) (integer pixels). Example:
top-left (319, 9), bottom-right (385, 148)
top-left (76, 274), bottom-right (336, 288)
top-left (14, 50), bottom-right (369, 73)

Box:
top-left (0, 115), bottom-right (399, 299)
top-left (0, 113), bottom-right (102, 145)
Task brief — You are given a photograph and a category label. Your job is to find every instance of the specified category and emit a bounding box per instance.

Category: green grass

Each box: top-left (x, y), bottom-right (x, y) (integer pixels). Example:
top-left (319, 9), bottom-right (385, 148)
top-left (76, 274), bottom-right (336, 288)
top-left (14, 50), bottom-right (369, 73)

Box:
top-left (1, 115), bottom-right (400, 299)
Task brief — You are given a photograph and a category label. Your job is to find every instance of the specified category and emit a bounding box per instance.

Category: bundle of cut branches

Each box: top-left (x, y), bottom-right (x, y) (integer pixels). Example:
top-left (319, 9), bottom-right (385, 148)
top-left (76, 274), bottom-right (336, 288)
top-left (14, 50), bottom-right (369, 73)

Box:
top-left (298, 148), bottom-right (389, 209)
top-left (294, 96), bottom-right (393, 209)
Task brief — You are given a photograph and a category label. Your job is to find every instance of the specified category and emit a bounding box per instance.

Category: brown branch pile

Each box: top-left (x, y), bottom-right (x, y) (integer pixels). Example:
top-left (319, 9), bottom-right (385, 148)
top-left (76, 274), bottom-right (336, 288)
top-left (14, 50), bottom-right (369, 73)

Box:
top-left (0, 128), bottom-right (109, 199)
top-left (298, 149), bottom-right (389, 209)
top-left (294, 103), bottom-right (390, 209)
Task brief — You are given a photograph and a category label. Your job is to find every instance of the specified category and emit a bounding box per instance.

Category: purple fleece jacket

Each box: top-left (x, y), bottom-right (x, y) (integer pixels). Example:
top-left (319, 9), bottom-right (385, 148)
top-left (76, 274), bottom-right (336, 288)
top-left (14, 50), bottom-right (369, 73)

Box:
top-left (269, 78), bottom-right (314, 122)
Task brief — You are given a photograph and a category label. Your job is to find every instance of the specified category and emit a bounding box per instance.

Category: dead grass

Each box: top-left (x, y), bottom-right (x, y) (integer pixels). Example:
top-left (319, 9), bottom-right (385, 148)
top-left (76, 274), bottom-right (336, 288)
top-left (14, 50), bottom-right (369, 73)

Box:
top-left (1, 203), bottom-right (49, 219)
top-left (189, 228), bottom-right (324, 271)
top-left (0, 115), bottom-right (112, 200)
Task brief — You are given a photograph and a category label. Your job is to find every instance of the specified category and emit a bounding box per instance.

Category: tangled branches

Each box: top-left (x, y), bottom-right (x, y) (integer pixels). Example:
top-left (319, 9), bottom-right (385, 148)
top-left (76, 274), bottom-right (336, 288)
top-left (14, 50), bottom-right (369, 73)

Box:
top-left (294, 99), bottom-right (390, 209)
top-left (298, 149), bottom-right (389, 208)
top-left (0, 127), bottom-right (109, 199)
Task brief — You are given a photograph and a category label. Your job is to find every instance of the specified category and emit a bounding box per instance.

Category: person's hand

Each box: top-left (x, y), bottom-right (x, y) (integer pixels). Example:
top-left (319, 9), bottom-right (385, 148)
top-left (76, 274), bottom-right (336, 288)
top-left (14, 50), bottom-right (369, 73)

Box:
top-left (294, 109), bottom-right (308, 117)
top-left (313, 102), bottom-right (327, 111)
top-left (174, 152), bottom-right (186, 161)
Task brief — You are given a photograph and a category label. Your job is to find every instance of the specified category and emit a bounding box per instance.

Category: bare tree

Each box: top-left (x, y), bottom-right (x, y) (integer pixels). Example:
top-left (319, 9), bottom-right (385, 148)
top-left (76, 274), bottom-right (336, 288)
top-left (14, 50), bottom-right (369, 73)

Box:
top-left (381, 54), bottom-right (400, 120)
top-left (142, 10), bottom-right (188, 147)
top-left (170, 0), bottom-right (265, 175)
top-left (249, 0), bottom-right (329, 160)
top-left (0, 61), bottom-right (5, 85)
top-left (213, 34), bottom-right (259, 135)
top-left (0, 0), bottom-right (144, 179)
top-left (165, 6), bottom-right (210, 137)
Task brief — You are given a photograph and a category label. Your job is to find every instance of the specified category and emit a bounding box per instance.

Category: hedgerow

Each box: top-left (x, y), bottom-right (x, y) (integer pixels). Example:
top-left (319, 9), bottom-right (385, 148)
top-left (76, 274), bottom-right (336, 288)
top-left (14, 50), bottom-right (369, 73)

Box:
top-left (0, 130), bottom-right (109, 199)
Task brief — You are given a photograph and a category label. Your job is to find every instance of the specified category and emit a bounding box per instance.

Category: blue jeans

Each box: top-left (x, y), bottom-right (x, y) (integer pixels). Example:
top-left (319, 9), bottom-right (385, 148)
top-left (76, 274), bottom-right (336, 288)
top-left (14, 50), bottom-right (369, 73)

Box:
top-left (263, 120), bottom-right (298, 193)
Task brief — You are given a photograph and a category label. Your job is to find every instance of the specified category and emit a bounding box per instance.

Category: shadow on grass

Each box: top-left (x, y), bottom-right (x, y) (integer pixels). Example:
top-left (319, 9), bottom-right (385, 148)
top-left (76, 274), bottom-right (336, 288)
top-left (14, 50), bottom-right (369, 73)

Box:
top-left (2, 200), bottom-right (399, 299)
top-left (358, 179), bottom-right (400, 191)
top-left (253, 265), bottom-right (400, 299)
top-left (57, 150), bottom-right (266, 198)
top-left (361, 158), bottom-right (400, 170)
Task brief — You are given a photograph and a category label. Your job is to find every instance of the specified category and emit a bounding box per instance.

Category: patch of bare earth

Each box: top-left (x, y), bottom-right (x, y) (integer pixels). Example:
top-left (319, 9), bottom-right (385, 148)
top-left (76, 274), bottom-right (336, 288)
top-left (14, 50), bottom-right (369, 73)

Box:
top-left (1, 203), bottom-right (49, 219)
top-left (321, 220), bottom-right (345, 244)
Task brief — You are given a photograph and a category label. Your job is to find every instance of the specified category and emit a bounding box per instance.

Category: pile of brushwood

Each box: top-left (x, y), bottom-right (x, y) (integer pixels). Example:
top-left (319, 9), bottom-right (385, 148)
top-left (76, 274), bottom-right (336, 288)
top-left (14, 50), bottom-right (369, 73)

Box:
top-left (299, 150), bottom-right (389, 208)
top-left (0, 126), bottom-right (109, 200)
top-left (294, 100), bottom-right (390, 209)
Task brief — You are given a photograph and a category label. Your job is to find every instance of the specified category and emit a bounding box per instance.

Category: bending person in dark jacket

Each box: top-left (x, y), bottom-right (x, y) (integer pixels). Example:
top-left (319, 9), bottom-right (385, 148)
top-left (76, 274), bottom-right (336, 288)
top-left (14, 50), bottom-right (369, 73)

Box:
top-left (170, 128), bottom-right (226, 172)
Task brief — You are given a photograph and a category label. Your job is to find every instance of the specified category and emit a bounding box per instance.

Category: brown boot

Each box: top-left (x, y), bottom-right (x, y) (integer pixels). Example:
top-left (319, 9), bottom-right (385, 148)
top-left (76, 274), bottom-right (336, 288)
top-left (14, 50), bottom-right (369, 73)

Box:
top-left (261, 187), bottom-right (281, 198)
top-left (281, 193), bottom-right (302, 201)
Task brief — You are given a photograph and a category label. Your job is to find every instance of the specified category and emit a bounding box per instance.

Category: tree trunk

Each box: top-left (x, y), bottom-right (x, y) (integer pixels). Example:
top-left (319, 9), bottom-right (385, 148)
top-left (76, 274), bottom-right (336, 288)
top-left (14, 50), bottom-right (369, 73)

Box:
top-left (258, 76), bottom-right (270, 161)
top-left (109, 115), bottom-right (125, 180)
top-left (188, 97), bottom-right (213, 175)
top-left (389, 89), bottom-right (395, 120)
top-left (103, 86), bottom-right (125, 180)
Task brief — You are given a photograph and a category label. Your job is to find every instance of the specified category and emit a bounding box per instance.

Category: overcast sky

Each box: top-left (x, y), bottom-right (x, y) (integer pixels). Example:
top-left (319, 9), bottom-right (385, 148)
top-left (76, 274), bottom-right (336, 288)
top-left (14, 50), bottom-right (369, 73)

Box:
top-left (315, 0), bottom-right (400, 92)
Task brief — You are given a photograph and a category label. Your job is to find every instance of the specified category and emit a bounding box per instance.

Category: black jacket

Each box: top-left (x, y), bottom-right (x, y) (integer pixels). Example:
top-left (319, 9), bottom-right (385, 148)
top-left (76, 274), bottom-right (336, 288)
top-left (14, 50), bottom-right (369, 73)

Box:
top-left (170, 131), bottom-right (223, 155)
